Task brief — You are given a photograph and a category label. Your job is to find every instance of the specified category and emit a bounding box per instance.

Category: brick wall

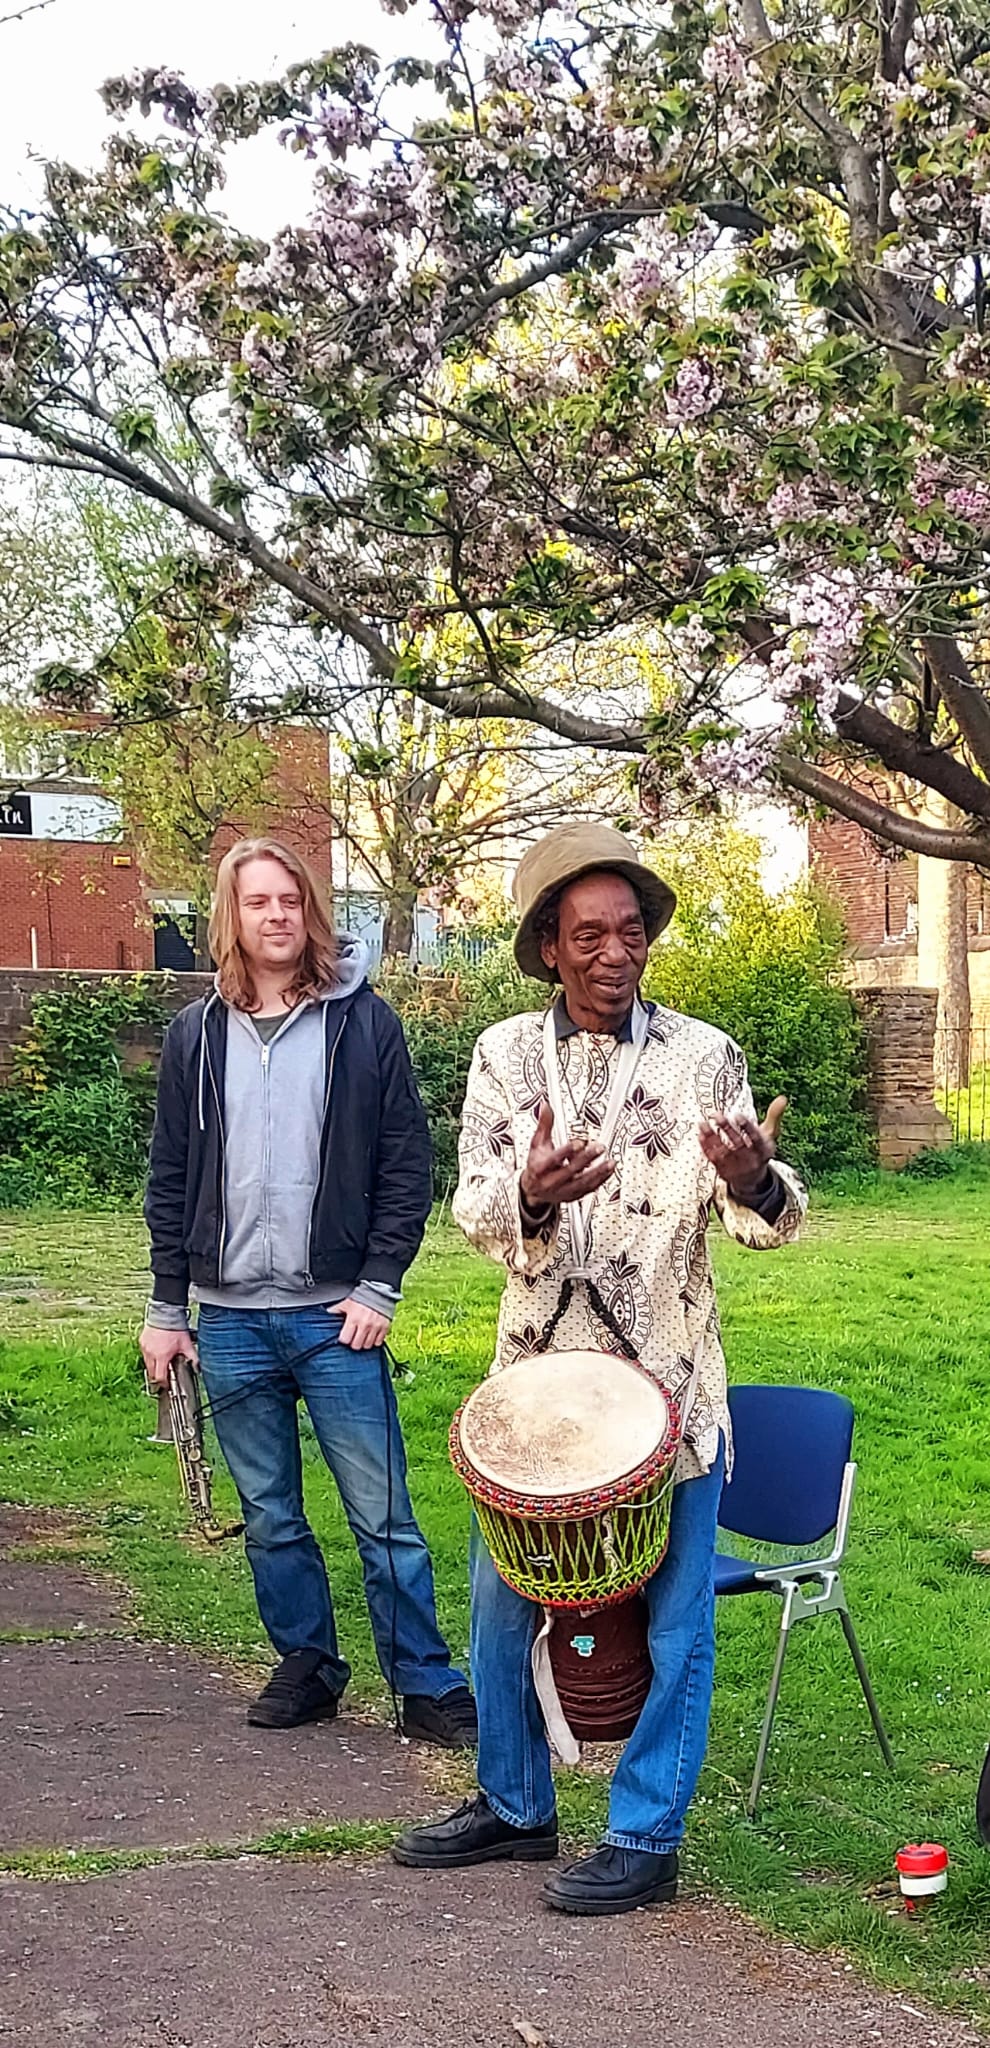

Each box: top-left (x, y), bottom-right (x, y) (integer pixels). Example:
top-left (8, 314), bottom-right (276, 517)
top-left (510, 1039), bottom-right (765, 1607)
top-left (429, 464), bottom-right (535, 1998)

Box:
top-left (0, 970), bottom-right (213, 1082)
top-left (809, 816), bottom-right (918, 952)
top-left (0, 843), bottom-right (155, 972)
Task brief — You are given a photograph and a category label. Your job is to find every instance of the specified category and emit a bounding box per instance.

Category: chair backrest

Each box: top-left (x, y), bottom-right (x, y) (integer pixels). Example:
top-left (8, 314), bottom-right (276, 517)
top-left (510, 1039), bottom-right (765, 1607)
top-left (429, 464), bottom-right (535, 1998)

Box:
top-left (719, 1385), bottom-right (854, 1547)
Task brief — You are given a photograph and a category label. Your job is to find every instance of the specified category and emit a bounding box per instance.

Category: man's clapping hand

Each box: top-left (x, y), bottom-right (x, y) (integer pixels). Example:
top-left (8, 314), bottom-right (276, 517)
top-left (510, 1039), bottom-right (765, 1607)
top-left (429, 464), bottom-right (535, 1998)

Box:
top-left (699, 1096), bottom-right (787, 1200)
top-left (520, 1100), bottom-right (615, 1211)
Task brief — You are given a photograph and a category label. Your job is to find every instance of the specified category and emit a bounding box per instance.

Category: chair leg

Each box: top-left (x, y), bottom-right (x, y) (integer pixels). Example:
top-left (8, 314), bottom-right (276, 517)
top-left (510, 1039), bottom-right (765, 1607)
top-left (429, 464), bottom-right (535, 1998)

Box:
top-left (747, 1609), bottom-right (793, 1818)
top-left (838, 1606), bottom-right (894, 1770)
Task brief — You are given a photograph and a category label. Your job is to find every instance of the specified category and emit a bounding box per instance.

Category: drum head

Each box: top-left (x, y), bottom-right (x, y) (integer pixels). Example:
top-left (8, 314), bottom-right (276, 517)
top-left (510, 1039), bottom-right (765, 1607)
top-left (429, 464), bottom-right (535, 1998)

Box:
top-left (458, 1351), bottom-right (669, 1497)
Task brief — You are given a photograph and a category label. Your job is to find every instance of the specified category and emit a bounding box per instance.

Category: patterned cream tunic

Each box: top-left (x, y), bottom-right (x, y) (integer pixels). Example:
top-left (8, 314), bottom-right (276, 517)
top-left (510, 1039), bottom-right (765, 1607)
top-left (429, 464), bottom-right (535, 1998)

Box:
top-left (452, 1001), bottom-right (806, 1482)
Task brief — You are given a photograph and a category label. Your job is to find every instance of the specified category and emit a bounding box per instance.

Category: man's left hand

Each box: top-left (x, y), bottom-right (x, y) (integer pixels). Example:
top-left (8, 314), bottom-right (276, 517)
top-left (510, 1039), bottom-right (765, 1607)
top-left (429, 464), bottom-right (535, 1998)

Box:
top-left (335, 1299), bottom-right (391, 1350)
top-left (699, 1096), bottom-right (788, 1201)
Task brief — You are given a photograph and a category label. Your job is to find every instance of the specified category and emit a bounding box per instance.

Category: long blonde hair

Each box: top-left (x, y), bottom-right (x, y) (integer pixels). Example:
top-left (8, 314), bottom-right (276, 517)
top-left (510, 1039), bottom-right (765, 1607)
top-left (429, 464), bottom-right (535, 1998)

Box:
top-left (210, 838), bottom-right (338, 1011)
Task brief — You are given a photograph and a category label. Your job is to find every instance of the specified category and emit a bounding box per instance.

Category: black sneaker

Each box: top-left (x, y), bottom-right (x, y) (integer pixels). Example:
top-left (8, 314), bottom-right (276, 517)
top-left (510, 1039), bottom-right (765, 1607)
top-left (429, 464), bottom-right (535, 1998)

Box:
top-left (400, 1685), bottom-right (478, 1749)
top-left (247, 1651), bottom-right (341, 1729)
top-left (393, 1794), bottom-right (558, 1869)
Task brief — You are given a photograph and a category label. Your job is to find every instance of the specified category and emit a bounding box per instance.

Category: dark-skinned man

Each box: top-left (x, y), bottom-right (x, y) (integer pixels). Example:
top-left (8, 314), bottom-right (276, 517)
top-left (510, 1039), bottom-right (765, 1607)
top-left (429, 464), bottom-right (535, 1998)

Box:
top-left (394, 823), bottom-right (805, 1915)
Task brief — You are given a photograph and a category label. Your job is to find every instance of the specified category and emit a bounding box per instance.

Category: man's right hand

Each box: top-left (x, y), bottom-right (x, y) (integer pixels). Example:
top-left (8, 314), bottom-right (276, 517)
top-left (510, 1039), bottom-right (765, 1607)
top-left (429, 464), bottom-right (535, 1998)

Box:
top-left (139, 1323), bottom-right (199, 1387)
top-left (520, 1101), bottom-right (616, 1211)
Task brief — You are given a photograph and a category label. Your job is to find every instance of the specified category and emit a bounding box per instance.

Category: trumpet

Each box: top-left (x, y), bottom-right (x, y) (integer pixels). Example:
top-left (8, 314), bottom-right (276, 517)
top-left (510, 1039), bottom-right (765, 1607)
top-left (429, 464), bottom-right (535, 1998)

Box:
top-left (151, 1355), bottom-right (243, 1544)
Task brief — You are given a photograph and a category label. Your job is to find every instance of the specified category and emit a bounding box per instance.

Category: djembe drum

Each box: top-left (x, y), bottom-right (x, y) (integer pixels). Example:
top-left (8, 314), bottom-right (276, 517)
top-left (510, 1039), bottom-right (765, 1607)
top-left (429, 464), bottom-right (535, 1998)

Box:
top-left (451, 1350), bottom-right (680, 1751)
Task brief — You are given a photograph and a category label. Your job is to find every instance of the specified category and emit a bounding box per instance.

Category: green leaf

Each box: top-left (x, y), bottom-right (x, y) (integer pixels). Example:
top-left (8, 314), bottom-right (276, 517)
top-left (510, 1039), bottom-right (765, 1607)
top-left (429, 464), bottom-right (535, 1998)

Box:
top-left (114, 408), bottom-right (158, 454)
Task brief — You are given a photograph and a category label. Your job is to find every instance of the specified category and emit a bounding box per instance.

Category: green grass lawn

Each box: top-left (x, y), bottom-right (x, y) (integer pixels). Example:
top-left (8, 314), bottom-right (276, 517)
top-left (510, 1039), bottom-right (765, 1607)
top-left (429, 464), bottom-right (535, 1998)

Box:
top-left (2, 1161), bottom-right (990, 2019)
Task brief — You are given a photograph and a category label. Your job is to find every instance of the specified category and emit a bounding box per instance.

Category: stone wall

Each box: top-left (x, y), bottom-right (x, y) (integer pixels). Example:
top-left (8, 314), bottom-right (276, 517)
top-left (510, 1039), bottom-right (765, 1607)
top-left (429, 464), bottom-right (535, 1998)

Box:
top-left (0, 970), bottom-right (213, 1082)
top-left (0, 968), bottom-right (962, 1173)
top-left (853, 986), bottom-right (953, 1168)
top-left (846, 942), bottom-right (990, 1035)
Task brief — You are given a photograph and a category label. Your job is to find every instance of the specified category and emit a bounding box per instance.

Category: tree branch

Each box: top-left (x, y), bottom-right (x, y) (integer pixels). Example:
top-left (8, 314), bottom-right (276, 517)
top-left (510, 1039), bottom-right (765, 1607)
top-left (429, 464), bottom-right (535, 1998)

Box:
top-left (921, 636), bottom-right (990, 777)
top-left (877, 0), bottom-right (918, 85)
top-left (778, 752), bottom-right (990, 862)
top-left (740, 0), bottom-right (878, 251)
top-left (441, 218), bottom-right (614, 343)
top-left (0, 0), bottom-right (53, 24)
top-left (834, 688), bottom-right (990, 818)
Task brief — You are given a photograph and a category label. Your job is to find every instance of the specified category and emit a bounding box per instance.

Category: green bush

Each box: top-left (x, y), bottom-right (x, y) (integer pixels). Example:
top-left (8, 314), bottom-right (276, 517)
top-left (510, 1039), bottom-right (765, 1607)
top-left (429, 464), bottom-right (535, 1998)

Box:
top-left (643, 825), bottom-right (871, 1182)
top-left (0, 980), bottom-right (168, 1209)
top-left (379, 944), bottom-right (542, 1186)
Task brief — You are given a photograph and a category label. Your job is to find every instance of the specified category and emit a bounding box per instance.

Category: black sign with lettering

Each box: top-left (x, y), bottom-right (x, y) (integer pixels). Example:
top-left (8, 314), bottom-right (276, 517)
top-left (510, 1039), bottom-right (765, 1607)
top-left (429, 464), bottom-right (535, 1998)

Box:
top-left (0, 792), bottom-right (31, 836)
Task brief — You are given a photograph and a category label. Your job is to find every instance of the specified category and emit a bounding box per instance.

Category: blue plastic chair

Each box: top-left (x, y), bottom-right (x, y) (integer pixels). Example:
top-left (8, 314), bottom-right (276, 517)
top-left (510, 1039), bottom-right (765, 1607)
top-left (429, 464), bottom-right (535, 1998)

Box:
top-left (716, 1384), bottom-right (894, 1816)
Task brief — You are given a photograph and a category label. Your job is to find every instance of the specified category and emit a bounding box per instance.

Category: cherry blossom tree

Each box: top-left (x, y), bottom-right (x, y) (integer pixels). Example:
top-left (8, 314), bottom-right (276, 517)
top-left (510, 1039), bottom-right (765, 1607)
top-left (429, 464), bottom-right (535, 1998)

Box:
top-left (1, 0), bottom-right (989, 904)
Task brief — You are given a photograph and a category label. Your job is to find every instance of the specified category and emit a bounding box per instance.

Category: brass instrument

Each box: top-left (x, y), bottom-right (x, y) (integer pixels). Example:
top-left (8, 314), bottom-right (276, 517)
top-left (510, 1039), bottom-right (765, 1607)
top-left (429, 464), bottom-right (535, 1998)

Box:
top-left (161, 1357), bottom-right (243, 1544)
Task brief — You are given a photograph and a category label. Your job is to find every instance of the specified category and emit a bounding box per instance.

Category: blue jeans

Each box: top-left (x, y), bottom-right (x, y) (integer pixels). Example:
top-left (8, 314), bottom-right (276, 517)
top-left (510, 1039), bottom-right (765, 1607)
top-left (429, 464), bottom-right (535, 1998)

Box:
top-left (197, 1306), bottom-right (466, 1701)
top-left (470, 1440), bottom-right (724, 1851)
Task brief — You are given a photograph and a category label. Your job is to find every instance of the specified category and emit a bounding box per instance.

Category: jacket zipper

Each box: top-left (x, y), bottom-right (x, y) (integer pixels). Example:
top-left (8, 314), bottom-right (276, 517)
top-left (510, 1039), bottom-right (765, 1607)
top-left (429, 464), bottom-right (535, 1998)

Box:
top-left (260, 1040), bottom-right (273, 1281)
top-left (205, 1026), bottom-right (227, 1286)
top-left (305, 1008), bottom-right (348, 1286)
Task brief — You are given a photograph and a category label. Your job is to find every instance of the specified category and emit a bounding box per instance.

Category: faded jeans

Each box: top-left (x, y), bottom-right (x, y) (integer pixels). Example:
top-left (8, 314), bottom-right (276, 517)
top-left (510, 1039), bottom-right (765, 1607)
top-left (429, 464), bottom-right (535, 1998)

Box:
top-left (197, 1305), bottom-right (466, 1701)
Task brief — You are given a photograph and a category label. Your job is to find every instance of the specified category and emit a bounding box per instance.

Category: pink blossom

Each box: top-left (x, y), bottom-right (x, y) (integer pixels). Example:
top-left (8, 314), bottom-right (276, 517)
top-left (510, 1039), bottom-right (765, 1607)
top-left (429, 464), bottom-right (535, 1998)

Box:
top-left (616, 258), bottom-right (669, 314)
top-left (944, 482), bottom-right (990, 525)
top-left (767, 478), bottom-right (819, 527)
top-left (691, 731), bottom-right (778, 792)
top-left (891, 519), bottom-right (950, 564)
top-left (665, 358), bottom-right (723, 424)
top-left (912, 452), bottom-right (949, 508)
top-left (700, 37), bottom-right (748, 90)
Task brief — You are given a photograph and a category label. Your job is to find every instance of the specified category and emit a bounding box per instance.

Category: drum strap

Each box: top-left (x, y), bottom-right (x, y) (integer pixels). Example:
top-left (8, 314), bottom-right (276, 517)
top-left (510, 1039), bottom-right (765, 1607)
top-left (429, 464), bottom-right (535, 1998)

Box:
top-left (535, 1274), bottom-right (637, 1361)
top-left (532, 1611), bottom-right (581, 1766)
top-left (541, 997), bottom-right (650, 1281)
top-left (531, 1000), bottom-right (679, 1763)
top-left (530, 1280), bottom-right (647, 1769)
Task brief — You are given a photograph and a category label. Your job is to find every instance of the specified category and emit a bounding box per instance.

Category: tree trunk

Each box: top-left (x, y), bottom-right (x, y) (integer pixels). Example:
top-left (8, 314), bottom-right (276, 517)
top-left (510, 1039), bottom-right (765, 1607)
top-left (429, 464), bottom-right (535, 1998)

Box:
top-left (918, 796), bottom-right (971, 1094)
top-left (932, 859), bottom-right (971, 1094)
top-left (381, 892), bottom-right (416, 959)
top-left (193, 909), bottom-right (212, 973)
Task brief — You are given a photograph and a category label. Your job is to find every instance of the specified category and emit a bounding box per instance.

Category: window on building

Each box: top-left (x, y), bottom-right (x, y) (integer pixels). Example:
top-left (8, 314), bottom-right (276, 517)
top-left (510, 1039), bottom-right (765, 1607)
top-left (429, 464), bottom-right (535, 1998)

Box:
top-left (151, 901), bottom-right (197, 971)
top-left (882, 852), bottom-right (918, 943)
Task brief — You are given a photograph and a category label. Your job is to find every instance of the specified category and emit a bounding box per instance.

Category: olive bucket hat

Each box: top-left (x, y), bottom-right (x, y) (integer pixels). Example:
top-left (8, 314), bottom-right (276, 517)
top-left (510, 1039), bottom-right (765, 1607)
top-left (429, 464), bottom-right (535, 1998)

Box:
top-left (512, 822), bottom-right (677, 983)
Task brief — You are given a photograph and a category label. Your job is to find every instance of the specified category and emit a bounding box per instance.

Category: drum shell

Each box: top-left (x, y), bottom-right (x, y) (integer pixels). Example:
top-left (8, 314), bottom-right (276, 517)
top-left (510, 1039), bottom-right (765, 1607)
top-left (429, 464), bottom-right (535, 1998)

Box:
top-left (547, 1595), bottom-right (651, 1742)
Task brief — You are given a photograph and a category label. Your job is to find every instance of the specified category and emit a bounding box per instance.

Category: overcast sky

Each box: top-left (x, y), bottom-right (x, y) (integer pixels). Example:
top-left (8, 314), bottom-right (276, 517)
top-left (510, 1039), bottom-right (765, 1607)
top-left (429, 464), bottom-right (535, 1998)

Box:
top-left (0, 0), bottom-right (434, 233)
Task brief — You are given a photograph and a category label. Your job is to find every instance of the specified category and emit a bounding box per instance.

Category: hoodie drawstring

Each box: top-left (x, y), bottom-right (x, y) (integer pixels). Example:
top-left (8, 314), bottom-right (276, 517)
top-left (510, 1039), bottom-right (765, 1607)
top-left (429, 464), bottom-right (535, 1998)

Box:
top-left (198, 991), bottom-right (218, 1133)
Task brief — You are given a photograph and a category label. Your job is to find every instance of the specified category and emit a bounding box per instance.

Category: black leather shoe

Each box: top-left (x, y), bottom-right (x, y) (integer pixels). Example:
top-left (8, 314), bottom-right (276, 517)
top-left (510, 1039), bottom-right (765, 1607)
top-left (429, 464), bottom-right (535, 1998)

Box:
top-left (392, 1794), bottom-right (558, 1869)
top-left (400, 1685), bottom-right (478, 1749)
top-left (544, 1844), bottom-right (678, 1916)
top-left (247, 1651), bottom-right (341, 1728)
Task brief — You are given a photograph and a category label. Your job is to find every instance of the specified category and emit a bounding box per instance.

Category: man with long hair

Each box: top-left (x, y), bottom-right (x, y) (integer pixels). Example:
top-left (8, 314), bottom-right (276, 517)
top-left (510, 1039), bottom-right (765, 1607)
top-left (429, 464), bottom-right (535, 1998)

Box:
top-left (139, 839), bottom-right (475, 1745)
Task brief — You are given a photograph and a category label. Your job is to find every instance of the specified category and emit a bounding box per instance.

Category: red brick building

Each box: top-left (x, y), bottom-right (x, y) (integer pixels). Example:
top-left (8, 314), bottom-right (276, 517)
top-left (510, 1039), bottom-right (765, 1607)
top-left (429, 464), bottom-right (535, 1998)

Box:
top-left (809, 817), bottom-right (920, 955)
top-left (809, 813), bottom-right (990, 1028)
top-left (0, 727), bottom-right (332, 971)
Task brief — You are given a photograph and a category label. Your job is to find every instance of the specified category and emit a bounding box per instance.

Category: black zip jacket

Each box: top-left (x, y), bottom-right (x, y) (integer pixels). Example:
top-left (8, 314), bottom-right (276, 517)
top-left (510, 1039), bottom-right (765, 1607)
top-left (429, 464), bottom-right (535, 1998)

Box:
top-left (144, 984), bottom-right (432, 1306)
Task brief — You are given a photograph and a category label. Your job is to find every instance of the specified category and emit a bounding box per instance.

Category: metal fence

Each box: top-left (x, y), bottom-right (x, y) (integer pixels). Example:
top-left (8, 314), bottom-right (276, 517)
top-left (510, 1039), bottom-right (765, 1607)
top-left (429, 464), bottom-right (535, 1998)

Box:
top-left (934, 1022), bottom-right (990, 1142)
top-left (415, 932), bottom-right (499, 969)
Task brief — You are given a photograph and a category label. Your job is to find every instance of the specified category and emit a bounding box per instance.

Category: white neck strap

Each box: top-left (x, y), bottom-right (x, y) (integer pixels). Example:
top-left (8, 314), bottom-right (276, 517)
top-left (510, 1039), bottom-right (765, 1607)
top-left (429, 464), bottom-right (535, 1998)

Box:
top-left (541, 997), bottom-right (650, 1276)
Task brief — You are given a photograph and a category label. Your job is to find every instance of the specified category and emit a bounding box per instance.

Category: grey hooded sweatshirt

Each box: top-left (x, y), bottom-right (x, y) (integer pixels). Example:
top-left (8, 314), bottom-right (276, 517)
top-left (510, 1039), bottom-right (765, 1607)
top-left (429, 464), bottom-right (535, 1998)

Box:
top-left (147, 937), bottom-right (398, 1330)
